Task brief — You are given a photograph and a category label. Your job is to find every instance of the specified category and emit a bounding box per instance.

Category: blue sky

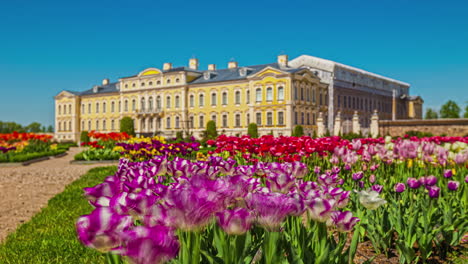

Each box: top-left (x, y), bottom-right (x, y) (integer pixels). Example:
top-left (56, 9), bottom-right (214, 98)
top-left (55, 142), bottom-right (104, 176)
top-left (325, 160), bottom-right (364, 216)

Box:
top-left (0, 0), bottom-right (467, 126)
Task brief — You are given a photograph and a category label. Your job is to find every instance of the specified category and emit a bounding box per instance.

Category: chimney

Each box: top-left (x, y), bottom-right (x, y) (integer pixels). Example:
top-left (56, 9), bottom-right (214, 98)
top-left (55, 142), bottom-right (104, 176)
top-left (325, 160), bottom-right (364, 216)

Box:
top-left (277, 54), bottom-right (288, 67)
top-left (163, 63), bottom-right (172, 71)
top-left (228, 61), bottom-right (238, 69)
top-left (102, 78), bottom-right (110, 85)
top-left (208, 64), bottom-right (216, 71)
top-left (189, 58), bottom-right (199, 70)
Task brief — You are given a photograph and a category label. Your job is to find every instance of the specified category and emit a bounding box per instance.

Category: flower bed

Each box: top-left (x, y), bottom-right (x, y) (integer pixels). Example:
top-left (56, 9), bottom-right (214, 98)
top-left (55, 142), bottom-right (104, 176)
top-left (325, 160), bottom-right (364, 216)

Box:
top-left (75, 131), bottom-right (131, 161)
top-left (0, 132), bottom-right (70, 163)
top-left (76, 135), bottom-right (468, 263)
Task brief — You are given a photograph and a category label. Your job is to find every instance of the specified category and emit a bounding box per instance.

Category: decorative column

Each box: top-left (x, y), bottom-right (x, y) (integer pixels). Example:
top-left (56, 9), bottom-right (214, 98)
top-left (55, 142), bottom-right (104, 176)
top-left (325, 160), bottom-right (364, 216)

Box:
top-left (370, 110), bottom-right (379, 138)
top-left (333, 111), bottom-right (341, 136)
top-left (352, 111), bottom-right (361, 134)
top-left (317, 112), bottom-right (325, 137)
top-left (392, 89), bottom-right (396, 121)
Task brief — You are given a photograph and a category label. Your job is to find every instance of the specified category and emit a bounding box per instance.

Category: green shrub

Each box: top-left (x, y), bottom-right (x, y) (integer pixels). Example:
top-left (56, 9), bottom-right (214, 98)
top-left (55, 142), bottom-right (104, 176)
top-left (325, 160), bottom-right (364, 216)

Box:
top-left (248, 123), bottom-right (258, 138)
top-left (80, 131), bottom-right (90, 143)
top-left (206, 120), bottom-right (218, 140)
top-left (120, 117), bottom-right (135, 136)
top-left (292, 125), bottom-right (304, 137)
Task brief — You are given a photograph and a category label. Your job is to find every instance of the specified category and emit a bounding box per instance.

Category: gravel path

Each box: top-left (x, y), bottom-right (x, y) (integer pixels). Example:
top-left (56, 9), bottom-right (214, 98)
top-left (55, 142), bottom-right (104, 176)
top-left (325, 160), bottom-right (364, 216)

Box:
top-left (0, 147), bottom-right (107, 242)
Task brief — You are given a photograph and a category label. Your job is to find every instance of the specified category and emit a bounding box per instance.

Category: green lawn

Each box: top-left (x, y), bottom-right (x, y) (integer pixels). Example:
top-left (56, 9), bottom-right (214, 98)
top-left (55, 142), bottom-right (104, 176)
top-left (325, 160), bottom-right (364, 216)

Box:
top-left (0, 166), bottom-right (116, 264)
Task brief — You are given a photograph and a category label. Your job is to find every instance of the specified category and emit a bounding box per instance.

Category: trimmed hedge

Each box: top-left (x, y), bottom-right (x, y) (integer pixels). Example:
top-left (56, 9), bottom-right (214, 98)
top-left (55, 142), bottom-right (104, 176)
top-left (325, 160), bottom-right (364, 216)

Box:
top-left (0, 149), bottom-right (67, 163)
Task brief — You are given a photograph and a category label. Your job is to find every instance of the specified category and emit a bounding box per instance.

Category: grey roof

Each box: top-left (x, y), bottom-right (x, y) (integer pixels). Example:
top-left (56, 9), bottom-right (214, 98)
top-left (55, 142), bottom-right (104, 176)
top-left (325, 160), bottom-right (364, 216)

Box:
top-left (79, 82), bottom-right (119, 96)
top-left (164, 66), bottom-right (202, 73)
top-left (190, 63), bottom-right (297, 84)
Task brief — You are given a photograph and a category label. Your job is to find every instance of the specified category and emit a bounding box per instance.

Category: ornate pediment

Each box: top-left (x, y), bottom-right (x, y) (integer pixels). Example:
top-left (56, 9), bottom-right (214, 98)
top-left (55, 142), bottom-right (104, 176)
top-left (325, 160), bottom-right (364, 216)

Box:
top-left (54, 90), bottom-right (78, 100)
top-left (248, 66), bottom-right (289, 79)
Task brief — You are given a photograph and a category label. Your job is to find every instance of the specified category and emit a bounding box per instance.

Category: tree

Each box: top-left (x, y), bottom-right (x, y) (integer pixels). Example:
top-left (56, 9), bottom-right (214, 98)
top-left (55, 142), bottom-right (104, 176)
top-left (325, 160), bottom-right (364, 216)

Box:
top-left (292, 125), bottom-right (304, 137)
top-left (25, 122), bottom-right (42, 133)
top-left (120, 117), bottom-right (135, 136)
top-left (464, 104), bottom-right (468, 118)
top-left (248, 123), bottom-right (258, 138)
top-left (206, 120), bottom-right (218, 140)
top-left (439, 100), bottom-right (460, 118)
top-left (80, 131), bottom-right (90, 143)
top-left (425, 108), bottom-right (438, 119)
top-left (47, 125), bottom-right (54, 133)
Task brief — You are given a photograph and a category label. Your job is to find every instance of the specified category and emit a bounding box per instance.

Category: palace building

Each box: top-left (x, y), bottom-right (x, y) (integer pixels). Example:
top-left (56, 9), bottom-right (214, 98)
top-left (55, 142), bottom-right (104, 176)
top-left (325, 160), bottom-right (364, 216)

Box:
top-left (54, 55), bottom-right (329, 141)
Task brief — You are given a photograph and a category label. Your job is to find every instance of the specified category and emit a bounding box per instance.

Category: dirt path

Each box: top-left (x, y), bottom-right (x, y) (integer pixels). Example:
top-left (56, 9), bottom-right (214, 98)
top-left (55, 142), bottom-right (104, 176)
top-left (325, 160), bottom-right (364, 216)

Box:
top-left (0, 147), bottom-right (108, 242)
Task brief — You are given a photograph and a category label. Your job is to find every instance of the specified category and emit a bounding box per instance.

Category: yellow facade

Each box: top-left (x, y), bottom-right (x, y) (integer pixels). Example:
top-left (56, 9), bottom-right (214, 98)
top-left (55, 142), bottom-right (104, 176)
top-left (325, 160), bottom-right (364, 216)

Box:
top-left (54, 55), bottom-right (328, 141)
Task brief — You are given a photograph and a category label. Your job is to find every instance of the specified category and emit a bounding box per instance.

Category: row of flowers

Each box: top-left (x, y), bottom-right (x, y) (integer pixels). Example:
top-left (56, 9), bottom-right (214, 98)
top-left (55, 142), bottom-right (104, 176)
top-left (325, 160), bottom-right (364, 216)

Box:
top-left (76, 134), bottom-right (468, 263)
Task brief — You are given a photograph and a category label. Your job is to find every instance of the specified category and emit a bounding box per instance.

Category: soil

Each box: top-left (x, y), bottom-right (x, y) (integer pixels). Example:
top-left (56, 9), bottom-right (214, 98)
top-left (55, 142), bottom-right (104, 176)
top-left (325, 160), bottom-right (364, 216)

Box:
top-left (0, 147), bottom-right (105, 242)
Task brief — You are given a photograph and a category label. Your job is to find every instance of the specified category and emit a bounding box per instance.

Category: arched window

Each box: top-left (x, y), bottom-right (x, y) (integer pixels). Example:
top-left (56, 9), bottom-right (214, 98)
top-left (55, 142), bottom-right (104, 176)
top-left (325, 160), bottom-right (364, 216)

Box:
top-left (69, 121), bottom-right (71, 131)
top-left (199, 115), bottom-right (204, 128)
top-left (278, 112), bottom-right (284, 125)
top-left (167, 79), bottom-right (171, 84)
top-left (211, 114), bottom-right (217, 123)
top-left (141, 118), bottom-right (146, 130)
top-left (88, 120), bottom-right (91, 130)
top-left (58, 105), bottom-right (61, 115)
top-left (157, 80), bottom-right (161, 85)
top-left (88, 103), bottom-right (91, 113)
top-left (96, 120), bottom-right (99, 130)
top-left (247, 113), bottom-right (250, 125)
top-left (307, 113), bottom-right (310, 125)
top-left (294, 87), bottom-right (298, 100)
top-left (132, 83), bottom-right (136, 87)
top-left (301, 113), bottom-right (304, 124)
top-left (222, 92), bottom-right (227, 105)
top-left (301, 87), bottom-right (304, 100)
top-left (175, 116), bottom-right (180, 128)
top-left (81, 120), bottom-right (84, 130)
top-left (166, 117), bottom-right (171, 128)
top-left (306, 88), bottom-right (310, 101)
top-left (211, 93), bottom-right (217, 106)
top-left (111, 120), bottom-right (115, 130)
top-left (267, 112), bottom-right (273, 125)
top-left (149, 97), bottom-right (153, 110)
top-left (68, 105), bottom-right (72, 114)
top-left (246, 90), bottom-right (250, 104)
top-left (199, 94), bottom-right (204, 106)
top-left (266, 87), bottom-right (273, 101)
top-left (277, 86), bottom-right (284, 101)
top-left (190, 116), bottom-right (194, 128)
top-left (103, 120), bottom-right (106, 130)
top-left (96, 102), bottom-right (99, 113)
top-left (149, 81), bottom-right (153, 86)
top-left (255, 88), bottom-right (262, 102)
top-left (256, 112), bottom-right (262, 125)
top-left (141, 97), bottom-right (146, 110)
top-left (141, 82), bottom-right (145, 87)
top-left (175, 78), bottom-right (180, 83)
top-left (103, 102), bottom-right (106, 113)
top-left (235, 91), bottom-right (241, 104)
top-left (124, 100), bottom-right (128, 112)
top-left (132, 99), bottom-right (136, 111)
top-left (222, 114), bottom-right (227, 127)
top-left (175, 95), bottom-right (180, 108)
top-left (149, 118), bottom-right (153, 130)
top-left (82, 104), bottom-right (85, 114)
top-left (58, 122), bottom-right (61, 131)
top-left (156, 96), bottom-right (161, 109)
top-left (166, 96), bottom-right (171, 108)
top-left (190, 95), bottom-right (194, 107)
top-left (111, 102), bottom-right (115, 112)
top-left (235, 114), bottom-right (241, 127)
